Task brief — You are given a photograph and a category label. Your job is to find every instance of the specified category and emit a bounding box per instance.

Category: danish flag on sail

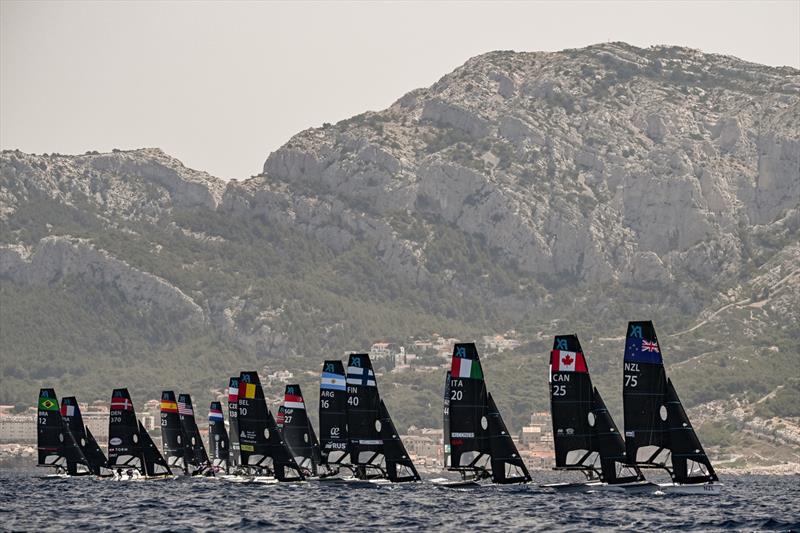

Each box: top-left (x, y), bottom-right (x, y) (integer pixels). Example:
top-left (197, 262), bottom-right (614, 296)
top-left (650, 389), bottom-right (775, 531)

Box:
top-left (110, 397), bottom-right (133, 411)
top-left (551, 350), bottom-right (588, 373)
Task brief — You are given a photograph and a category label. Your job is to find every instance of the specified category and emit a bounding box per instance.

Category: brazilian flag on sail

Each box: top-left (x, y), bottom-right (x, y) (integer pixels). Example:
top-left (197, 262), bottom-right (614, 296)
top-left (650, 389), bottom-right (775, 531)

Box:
top-left (38, 396), bottom-right (59, 411)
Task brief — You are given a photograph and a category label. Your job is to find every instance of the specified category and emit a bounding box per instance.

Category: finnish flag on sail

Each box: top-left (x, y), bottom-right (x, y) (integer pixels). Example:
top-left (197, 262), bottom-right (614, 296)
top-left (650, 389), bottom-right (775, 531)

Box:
top-left (347, 366), bottom-right (376, 387)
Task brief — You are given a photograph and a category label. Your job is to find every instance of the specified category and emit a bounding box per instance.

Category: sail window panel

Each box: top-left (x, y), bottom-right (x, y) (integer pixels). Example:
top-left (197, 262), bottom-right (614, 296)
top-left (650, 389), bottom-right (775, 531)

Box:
top-left (565, 449), bottom-right (591, 465)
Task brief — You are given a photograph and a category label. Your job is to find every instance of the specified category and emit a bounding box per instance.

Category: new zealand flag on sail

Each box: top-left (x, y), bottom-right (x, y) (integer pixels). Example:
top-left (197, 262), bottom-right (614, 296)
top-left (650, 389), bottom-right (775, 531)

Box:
top-left (624, 321), bottom-right (663, 364)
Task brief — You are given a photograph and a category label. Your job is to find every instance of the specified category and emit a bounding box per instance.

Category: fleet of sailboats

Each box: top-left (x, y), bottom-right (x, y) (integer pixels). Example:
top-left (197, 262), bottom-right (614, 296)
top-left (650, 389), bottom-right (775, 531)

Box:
top-left (35, 321), bottom-right (721, 493)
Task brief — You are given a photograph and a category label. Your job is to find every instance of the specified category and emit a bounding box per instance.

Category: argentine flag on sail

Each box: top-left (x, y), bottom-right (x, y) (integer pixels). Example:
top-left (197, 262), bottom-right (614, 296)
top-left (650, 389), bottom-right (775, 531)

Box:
top-left (321, 372), bottom-right (346, 391)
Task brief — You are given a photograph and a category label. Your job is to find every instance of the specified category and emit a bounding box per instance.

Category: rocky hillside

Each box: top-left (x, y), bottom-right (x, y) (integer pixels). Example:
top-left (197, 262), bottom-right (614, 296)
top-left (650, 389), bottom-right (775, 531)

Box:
top-left (1, 43), bottom-right (798, 464)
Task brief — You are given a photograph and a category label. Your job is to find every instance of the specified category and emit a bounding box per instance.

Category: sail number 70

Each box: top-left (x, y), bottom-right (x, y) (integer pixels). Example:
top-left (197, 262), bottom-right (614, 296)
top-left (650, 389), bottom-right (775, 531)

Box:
top-left (624, 374), bottom-right (638, 388)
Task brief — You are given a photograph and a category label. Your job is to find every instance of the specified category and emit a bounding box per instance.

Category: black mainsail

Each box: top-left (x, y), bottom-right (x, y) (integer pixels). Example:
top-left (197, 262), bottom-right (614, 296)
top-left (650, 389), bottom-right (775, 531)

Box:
top-left (346, 353), bottom-right (419, 481)
top-left (549, 334), bottom-right (642, 484)
top-left (178, 393), bottom-right (209, 472)
top-left (378, 399), bottom-right (421, 482)
top-left (346, 353), bottom-right (385, 478)
top-left (280, 384), bottom-right (320, 476)
top-left (228, 377), bottom-right (241, 467)
top-left (623, 321), bottom-right (718, 485)
top-left (138, 420), bottom-right (172, 477)
top-left (107, 388), bottom-right (143, 472)
top-left (319, 360), bottom-right (349, 473)
top-left (237, 371), bottom-right (305, 481)
top-left (487, 393), bottom-right (531, 483)
top-left (37, 388), bottom-right (90, 475)
top-left (61, 396), bottom-right (111, 476)
top-left (446, 343), bottom-right (528, 483)
top-left (160, 390), bottom-right (187, 474)
top-left (208, 401), bottom-right (230, 472)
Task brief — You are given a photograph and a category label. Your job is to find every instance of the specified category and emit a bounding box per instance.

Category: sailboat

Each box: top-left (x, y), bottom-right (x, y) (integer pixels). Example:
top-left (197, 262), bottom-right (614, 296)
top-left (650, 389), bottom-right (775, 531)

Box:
top-left (107, 388), bottom-right (171, 480)
top-left (543, 334), bottom-right (649, 492)
top-left (280, 384), bottom-right (321, 477)
top-left (36, 388), bottom-right (91, 477)
top-left (208, 401), bottom-right (230, 473)
top-left (227, 377), bottom-right (242, 470)
top-left (435, 343), bottom-right (531, 486)
top-left (318, 360), bottom-right (352, 480)
top-left (236, 371), bottom-right (305, 482)
top-left (345, 353), bottom-right (420, 483)
top-left (160, 391), bottom-right (188, 474)
top-left (623, 321), bottom-right (721, 494)
top-left (178, 394), bottom-right (211, 475)
top-left (61, 396), bottom-right (113, 477)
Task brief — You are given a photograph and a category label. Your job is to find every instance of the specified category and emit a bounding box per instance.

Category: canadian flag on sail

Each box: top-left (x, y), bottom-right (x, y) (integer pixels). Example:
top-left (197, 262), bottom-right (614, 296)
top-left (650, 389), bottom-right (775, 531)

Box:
top-left (551, 350), bottom-right (588, 373)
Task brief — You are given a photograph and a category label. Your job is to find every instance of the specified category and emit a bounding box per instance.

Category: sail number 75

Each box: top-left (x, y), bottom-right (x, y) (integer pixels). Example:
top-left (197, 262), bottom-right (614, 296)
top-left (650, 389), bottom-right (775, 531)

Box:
top-left (624, 374), bottom-right (638, 388)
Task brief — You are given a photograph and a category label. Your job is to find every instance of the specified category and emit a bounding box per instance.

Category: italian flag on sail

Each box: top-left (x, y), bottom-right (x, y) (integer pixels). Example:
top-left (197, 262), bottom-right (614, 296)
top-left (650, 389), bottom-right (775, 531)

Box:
top-left (451, 356), bottom-right (483, 379)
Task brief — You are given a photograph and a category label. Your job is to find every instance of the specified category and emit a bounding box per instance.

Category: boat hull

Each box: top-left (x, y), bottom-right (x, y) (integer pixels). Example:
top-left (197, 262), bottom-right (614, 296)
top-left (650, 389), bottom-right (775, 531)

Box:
top-left (429, 477), bottom-right (485, 488)
top-left (657, 482), bottom-right (722, 495)
top-left (541, 480), bottom-right (659, 493)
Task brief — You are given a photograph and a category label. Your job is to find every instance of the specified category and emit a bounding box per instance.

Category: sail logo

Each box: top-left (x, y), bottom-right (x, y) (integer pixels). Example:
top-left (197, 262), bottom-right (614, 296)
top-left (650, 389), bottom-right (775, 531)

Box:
top-left (629, 325), bottom-right (642, 338)
top-left (330, 427), bottom-right (340, 437)
top-left (455, 346), bottom-right (466, 358)
top-left (109, 437), bottom-right (123, 446)
top-left (452, 432), bottom-right (474, 438)
top-left (556, 339), bottom-right (568, 350)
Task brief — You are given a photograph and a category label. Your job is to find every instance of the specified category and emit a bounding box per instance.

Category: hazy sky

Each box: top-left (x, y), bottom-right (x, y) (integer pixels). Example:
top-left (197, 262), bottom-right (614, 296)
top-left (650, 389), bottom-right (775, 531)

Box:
top-left (2, 1), bottom-right (798, 180)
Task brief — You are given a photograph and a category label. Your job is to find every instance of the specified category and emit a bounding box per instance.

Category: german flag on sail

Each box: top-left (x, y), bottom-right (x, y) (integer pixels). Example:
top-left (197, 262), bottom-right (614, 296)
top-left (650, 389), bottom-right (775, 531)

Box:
top-left (160, 400), bottom-right (178, 413)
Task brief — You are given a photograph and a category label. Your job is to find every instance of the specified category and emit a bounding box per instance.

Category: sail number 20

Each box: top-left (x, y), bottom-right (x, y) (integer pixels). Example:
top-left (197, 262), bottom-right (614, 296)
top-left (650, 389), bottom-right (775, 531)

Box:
top-left (450, 390), bottom-right (463, 401)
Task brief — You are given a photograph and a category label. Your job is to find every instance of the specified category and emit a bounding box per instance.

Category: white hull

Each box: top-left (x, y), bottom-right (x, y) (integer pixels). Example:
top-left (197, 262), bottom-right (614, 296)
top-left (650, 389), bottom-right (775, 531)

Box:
top-left (429, 477), bottom-right (486, 488)
top-left (656, 482), bottom-right (722, 495)
top-left (543, 480), bottom-right (658, 493)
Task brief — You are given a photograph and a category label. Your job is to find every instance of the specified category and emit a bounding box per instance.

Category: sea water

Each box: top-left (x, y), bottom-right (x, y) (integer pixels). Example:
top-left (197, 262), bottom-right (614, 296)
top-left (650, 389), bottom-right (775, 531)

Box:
top-left (1, 470), bottom-right (798, 531)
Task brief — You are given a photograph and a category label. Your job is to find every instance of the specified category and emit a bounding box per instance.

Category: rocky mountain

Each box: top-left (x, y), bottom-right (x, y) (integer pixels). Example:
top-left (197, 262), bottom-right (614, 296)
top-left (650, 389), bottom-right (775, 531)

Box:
top-left (1, 43), bottom-right (798, 467)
